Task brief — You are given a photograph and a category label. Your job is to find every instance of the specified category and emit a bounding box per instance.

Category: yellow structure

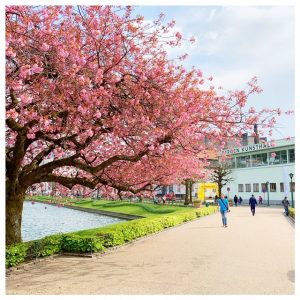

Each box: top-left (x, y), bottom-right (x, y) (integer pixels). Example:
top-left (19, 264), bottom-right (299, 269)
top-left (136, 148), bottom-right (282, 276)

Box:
top-left (197, 182), bottom-right (218, 201)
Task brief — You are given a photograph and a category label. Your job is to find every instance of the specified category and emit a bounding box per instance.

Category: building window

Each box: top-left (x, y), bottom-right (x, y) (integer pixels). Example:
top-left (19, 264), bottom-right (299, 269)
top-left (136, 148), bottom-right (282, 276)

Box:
top-left (226, 157), bottom-right (236, 169)
top-left (177, 185), bottom-right (181, 193)
top-left (238, 184), bottom-right (244, 192)
top-left (280, 183), bottom-right (284, 192)
top-left (261, 183), bottom-right (267, 192)
top-left (253, 183), bottom-right (259, 192)
top-left (270, 183), bottom-right (276, 192)
top-left (246, 184), bottom-right (251, 192)
top-left (251, 153), bottom-right (268, 167)
top-left (290, 182), bottom-right (295, 192)
top-left (288, 149), bottom-right (295, 163)
top-left (236, 155), bottom-right (251, 168)
top-left (268, 150), bottom-right (287, 165)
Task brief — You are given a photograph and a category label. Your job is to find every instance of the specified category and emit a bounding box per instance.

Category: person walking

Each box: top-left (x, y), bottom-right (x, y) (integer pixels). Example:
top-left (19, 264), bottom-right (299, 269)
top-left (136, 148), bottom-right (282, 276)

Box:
top-left (249, 194), bottom-right (257, 216)
top-left (282, 196), bottom-right (290, 216)
top-left (258, 195), bottom-right (263, 205)
top-left (239, 196), bottom-right (243, 205)
top-left (234, 195), bottom-right (238, 206)
top-left (218, 194), bottom-right (230, 227)
top-left (214, 194), bottom-right (218, 204)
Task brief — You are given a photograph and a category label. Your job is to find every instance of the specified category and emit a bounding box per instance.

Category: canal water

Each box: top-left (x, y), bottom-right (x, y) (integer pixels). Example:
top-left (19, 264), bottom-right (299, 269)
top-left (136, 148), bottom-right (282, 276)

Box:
top-left (22, 201), bottom-right (123, 241)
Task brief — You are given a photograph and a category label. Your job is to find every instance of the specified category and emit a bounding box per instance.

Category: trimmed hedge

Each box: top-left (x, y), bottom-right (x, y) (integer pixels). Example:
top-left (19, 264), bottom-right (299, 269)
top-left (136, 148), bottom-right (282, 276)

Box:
top-left (6, 243), bottom-right (28, 268)
top-left (6, 206), bottom-right (217, 268)
top-left (6, 234), bottom-right (63, 268)
top-left (289, 207), bottom-right (295, 219)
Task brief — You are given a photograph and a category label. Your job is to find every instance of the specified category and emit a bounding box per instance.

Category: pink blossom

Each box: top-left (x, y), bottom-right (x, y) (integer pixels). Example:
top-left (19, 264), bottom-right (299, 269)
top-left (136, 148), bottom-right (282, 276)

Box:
top-left (197, 70), bottom-right (203, 77)
top-left (31, 64), bottom-right (43, 73)
top-left (94, 111), bottom-right (102, 118)
top-left (6, 49), bottom-right (16, 58)
top-left (168, 20), bottom-right (176, 28)
top-left (95, 69), bottom-right (103, 83)
top-left (58, 48), bottom-right (68, 58)
top-left (86, 129), bottom-right (94, 137)
top-left (19, 66), bottom-right (31, 78)
top-left (20, 94), bottom-right (33, 104)
top-left (249, 107), bottom-right (256, 113)
top-left (189, 36), bottom-right (196, 43)
top-left (78, 57), bottom-right (86, 65)
top-left (175, 32), bottom-right (182, 39)
top-left (27, 133), bottom-right (35, 139)
top-left (6, 109), bottom-right (19, 119)
top-left (41, 43), bottom-right (50, 51)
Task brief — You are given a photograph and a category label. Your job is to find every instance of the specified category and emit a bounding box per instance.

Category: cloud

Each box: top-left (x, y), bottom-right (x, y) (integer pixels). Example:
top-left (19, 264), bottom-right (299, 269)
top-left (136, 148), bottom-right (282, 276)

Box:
top-left (175, 9), bottom-right (294, 88)
top-left (135, 5), bottom-right (295, 139)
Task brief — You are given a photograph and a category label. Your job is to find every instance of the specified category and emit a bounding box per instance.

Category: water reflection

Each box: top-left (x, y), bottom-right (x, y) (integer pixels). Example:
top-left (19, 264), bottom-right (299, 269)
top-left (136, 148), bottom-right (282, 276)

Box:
top-left (22, 201), bottom-right (123, 241)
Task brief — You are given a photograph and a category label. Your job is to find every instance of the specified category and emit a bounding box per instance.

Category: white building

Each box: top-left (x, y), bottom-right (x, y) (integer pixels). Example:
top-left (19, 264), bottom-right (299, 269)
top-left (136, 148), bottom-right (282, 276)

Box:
top-left (221, 137), bottom-right (295, 205)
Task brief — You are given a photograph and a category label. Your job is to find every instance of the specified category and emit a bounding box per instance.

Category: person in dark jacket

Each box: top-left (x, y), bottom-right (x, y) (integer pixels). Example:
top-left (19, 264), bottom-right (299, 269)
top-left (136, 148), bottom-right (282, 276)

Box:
top-left (249, 194), bottom-right (257, 216)
top-left (239, 196), bottom-right (243, 205)
top-left (282, 196), bottom-right (290, 216)
top-left (234, 195), bottom-right (238, 206)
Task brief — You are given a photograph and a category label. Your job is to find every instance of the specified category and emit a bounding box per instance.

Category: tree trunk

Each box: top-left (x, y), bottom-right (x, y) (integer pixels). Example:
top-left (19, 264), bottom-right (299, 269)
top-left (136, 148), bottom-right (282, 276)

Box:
top-left (6, 189), bottom-right (25, 245)
top-left (218, 181), bottom-right (222, 198)
top-left (184, 179), bottom-right (189, 205)
top-left (189, 181), bottom-right (193, 203)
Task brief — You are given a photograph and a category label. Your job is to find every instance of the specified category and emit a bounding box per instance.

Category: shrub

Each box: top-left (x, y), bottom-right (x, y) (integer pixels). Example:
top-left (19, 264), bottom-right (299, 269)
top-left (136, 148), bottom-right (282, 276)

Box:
top-left (61, 235), bottom-right (105, 253)
top-left (6, 243), bottom-right (29, 268)
top-left (289, 207), bottom-right (295, 219)
top-left (27, 235), bottom-right (63, 258)
top-left (6, 235), bottom-right (64, 268)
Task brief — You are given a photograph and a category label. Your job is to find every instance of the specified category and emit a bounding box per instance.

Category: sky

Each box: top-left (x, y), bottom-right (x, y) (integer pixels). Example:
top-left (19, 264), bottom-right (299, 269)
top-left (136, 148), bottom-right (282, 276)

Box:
top-left (133, 5), bottom-right (295, 140)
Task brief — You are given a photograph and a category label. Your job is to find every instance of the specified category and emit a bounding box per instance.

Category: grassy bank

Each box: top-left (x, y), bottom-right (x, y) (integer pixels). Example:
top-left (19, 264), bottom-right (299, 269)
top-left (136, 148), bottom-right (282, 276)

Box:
top-left (7, 196), bottom-right (218, 268)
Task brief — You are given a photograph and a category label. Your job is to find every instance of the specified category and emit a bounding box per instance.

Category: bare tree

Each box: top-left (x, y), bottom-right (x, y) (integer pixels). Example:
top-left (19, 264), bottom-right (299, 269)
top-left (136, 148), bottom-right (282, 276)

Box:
top-left (210, 163), bottom-right (234, 198)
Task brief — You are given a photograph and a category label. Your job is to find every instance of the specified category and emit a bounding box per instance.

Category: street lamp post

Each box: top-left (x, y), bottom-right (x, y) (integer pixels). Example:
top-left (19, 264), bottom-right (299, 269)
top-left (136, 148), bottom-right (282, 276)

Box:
top-left (266, 181), bottom-right (270, 206)
top-left (289, 173), bottom-right (294, 208)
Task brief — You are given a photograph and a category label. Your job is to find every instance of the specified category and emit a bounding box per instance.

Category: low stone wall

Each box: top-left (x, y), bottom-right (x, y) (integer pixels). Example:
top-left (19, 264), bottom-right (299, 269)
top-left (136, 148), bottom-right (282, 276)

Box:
top-left (62, 204), bottom-right (143, 220)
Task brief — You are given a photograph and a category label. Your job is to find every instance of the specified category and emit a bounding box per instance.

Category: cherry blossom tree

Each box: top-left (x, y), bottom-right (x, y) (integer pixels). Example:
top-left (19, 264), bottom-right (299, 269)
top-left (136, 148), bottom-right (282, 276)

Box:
top-left (6, 6), bottom-right (280, 245)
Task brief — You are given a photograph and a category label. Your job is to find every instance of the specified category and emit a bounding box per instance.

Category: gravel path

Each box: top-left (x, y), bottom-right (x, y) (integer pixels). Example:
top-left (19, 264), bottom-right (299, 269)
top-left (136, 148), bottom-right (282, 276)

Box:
top-left (6, 206), bottom-right (295, 295)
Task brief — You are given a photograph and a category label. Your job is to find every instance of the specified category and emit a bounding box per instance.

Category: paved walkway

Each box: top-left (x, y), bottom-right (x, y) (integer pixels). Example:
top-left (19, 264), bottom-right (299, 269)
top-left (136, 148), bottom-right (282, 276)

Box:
top-left (6, 206), bottom-right (294, 295)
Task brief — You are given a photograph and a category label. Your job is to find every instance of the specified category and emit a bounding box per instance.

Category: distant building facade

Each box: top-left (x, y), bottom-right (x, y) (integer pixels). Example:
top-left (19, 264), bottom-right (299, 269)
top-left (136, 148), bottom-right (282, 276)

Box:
top-left (221, 137), bottom-right (295, 205)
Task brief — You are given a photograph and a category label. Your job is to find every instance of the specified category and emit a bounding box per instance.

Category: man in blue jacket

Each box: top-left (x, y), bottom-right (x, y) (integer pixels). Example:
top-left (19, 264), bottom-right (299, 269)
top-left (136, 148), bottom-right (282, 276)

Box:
top-left (249, 194), bottom-right (257, 216)
top-left (218, 194), bottom-right (230, 227)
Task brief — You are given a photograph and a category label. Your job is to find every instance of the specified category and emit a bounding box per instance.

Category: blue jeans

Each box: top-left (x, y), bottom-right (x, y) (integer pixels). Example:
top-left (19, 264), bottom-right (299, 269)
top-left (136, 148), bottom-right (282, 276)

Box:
top-left (284, 206), bottom-right (289, 216)
top-left (220, 210), bottom-right (227, 226)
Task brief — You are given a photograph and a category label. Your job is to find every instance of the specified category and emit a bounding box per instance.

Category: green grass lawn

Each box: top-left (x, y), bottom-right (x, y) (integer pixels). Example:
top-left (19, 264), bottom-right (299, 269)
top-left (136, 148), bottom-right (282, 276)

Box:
top-left (30, 195), bottom-right (195, 218)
